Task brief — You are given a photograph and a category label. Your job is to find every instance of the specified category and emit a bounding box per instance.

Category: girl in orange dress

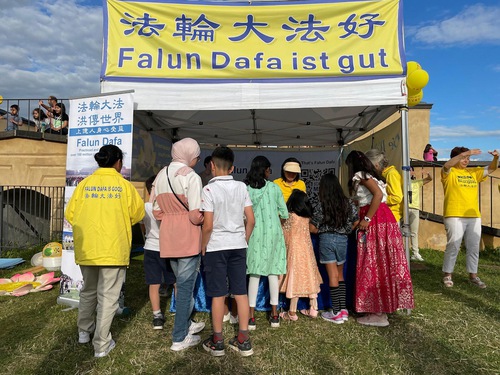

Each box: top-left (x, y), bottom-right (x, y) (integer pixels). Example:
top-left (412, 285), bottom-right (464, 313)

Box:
top-left (279, 189), bottom-right (322, 320)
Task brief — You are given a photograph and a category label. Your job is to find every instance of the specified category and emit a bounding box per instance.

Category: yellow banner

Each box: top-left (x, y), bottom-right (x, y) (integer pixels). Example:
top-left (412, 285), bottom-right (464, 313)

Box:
top-left (103, 0), bottom-right (404, 81)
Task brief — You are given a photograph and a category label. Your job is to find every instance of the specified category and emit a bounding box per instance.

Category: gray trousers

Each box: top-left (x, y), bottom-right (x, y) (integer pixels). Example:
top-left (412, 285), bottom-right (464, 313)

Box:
top-left (78, 266), bottom-right (126, 353)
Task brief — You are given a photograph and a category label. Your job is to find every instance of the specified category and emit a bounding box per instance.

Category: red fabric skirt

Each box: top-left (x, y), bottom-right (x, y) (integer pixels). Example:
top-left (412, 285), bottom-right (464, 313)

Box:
top-left (355, 203), bottom-right (414, 313)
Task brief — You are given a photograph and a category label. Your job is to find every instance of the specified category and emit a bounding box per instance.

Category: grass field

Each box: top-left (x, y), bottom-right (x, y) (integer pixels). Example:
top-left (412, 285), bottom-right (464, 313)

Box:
top-left (0, 247), bottom-right (498, 375)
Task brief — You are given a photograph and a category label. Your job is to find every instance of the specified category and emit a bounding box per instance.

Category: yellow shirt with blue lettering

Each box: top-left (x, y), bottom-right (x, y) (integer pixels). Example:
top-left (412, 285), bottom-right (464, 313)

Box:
top-left (441, 166), bottom-right (486, 218)
top-left (65, 168), bottom-right (145, 266)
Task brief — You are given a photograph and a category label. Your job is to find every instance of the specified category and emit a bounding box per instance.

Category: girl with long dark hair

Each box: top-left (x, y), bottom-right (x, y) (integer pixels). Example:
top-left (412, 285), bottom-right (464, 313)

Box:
top-left (244, 156), bottom-right (288, 329)
top-left (345, 150), bottom-right (414, 327)
top-left (310, 173), bottom-right (358, 323)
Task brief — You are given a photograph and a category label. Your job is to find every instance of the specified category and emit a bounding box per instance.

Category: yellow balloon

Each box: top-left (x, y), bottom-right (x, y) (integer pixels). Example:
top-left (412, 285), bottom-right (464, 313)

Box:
top-left (408, 90), bottom-right (424, 107)
top-left (408, 86), bottom-right (421, 97)
top-left (0, 95), bottom-right (3, 105)
top-left (407, 61), bottom-right (421, 76)
top-left (408, 69), bottom-right (429, 90)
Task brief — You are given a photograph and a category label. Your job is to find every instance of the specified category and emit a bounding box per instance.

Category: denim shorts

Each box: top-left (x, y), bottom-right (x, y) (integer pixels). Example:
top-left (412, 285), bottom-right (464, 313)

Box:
top-left (203, 248), bottom-right (247, 297)
top-left (319, 233), bottom-right (348, 265)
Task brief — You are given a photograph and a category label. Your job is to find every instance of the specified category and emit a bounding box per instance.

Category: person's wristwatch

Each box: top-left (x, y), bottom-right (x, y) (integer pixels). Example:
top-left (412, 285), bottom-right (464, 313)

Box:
top-left (364, 216), bottom-right (371, 222)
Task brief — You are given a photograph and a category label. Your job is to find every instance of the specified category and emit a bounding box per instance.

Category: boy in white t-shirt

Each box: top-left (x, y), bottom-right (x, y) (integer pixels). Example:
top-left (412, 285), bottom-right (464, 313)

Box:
top-left (142, 176), bottom-right (176, 330)
top-left (201, 147), bottom-right (255, 357)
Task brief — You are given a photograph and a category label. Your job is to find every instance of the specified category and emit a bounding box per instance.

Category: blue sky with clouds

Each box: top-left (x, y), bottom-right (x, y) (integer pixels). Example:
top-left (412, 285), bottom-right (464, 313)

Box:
top-left (0, 0), bottom-right (498, 160)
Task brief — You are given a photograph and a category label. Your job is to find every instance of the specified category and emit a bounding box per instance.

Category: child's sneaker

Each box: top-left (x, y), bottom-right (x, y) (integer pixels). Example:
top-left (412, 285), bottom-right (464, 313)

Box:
top-left (228, 336), bottom-right (254, 357)
top-left (341, 309), bottom-right (349, 321)
top-left (270, 315), bottom-right (280, 328)
top-left (153, 314), bottom-right (165, 330)
top-left (248, 318), bottom-right (256, 331)
top-left (229, 314), bottom-right (239, 325)
top-left (357, 313), bottom-right (389, 327)
top-left (202, 336), bottom-right (225, 357)
top-left (321, 311), bottom-right (344, 324)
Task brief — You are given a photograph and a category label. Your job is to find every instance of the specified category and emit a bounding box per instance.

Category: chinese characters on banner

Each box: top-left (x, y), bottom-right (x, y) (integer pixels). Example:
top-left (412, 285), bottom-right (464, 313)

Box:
top-left (103, 0), bottom-right (403, 81)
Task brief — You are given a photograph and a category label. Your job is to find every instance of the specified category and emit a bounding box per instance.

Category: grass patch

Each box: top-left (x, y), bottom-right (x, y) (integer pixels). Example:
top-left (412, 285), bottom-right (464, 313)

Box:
top-left (0, 248), bottom-right (499, 375)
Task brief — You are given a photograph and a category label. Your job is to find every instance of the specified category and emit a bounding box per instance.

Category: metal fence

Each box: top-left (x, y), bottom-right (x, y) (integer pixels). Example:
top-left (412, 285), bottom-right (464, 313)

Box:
top-left (0, 98), bottom-right (70, 132)
top-left (411, 159), bottom-right (500, 233)
top-left (0, 185), bottom-right (65, 255)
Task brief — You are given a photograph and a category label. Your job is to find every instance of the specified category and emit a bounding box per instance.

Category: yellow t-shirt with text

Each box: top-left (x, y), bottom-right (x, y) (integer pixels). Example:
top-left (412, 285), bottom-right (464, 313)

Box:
top-left (409, 179), bottom-right (424, 210)
top-left (273, 178), bottom-right (306, 202)
top-left (441, 166), bottom-right (486, 218)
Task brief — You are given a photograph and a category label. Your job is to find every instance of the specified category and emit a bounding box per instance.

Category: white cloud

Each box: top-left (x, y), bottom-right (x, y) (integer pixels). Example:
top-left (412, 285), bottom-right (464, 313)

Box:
top-left (0, 0), bottom-right (102, 100)
top-left (488, 106), bottom-right (500, 114)
top-left (411, 4), bottom-right (500, 46)
top-left (431, 125), bottom-right (500, 138)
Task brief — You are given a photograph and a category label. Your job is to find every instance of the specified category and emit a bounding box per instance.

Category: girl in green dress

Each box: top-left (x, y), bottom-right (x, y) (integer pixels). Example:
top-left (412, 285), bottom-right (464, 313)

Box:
top-left (244, 156), bottom-right (288, 330)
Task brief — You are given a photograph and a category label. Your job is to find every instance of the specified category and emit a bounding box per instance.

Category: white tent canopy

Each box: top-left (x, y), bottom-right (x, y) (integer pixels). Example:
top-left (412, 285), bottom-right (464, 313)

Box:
top-left (102, 78), bottom-right (406, 146)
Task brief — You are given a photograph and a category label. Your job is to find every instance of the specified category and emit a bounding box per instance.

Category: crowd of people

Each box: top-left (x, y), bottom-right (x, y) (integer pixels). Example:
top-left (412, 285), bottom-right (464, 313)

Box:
top-left (65, 140), bottom-right (498, 359)
top-left (1, 95), bottom-right (68, 135)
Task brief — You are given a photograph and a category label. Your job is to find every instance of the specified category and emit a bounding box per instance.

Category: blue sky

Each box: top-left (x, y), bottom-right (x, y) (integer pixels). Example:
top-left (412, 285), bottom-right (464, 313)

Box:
top-left (0, 0), bottom-right (498, 160)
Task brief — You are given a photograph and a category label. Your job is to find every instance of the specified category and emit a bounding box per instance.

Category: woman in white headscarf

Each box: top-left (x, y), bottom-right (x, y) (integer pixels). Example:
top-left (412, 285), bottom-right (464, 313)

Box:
top-left (153, 138), bottom-right (205, 351)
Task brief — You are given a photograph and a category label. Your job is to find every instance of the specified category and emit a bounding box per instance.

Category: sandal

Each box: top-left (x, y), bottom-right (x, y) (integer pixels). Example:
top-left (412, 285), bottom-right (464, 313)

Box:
top-left (443, 275), bottom-right (453, 288)
top-left (279, 311), bottom-right (298, 321)
top-left (469, 277), bottom-right (487, 289)
top-left (299, 308), bottom-right (318, 319)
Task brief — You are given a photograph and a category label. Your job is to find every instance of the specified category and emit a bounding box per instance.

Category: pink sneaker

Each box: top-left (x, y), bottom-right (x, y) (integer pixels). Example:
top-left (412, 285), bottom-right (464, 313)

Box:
top-left (321, 311), bottom-right (344, 324)
top-left (341, 309), bottom-right (349, 321)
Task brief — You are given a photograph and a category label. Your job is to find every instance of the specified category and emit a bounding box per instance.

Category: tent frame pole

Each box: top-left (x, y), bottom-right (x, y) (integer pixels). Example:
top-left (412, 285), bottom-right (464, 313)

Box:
top-left (400, 105), bottom-right (412, 315)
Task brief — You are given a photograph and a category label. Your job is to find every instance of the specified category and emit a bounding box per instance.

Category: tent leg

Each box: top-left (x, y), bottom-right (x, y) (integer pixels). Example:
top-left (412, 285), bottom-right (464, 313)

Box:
top-left (400, 105), bottom-right (412, 315)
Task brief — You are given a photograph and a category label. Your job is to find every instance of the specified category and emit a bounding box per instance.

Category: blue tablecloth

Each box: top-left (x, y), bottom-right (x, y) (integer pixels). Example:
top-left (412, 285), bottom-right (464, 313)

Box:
top-left (0, 258), bottom-right (25, 269)
top-left (170, 234), bottom-right (357, 312)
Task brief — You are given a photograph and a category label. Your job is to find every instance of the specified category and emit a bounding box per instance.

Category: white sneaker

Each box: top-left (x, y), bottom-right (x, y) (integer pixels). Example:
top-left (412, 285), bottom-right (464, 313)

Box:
top-left (223, 312), bottom-right (230, 322)
top-left (94, 339), bottom-right (115, 358)
top-left (229, 314), bottom-right (239, 325)
top-left (170, 334), bottom-right (201, 351)
top-left (188, 320), bottom-right (205, 335)
top-left (357, 313), bottom-right (389, 327)
top-left (78, 331), bottom-right (90, 344)
top-left (411, 253), bottom-right (424, 262)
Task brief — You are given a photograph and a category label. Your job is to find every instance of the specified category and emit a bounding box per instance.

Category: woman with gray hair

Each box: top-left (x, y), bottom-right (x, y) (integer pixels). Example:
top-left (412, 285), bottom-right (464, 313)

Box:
top-left (365, 149), bottom-right (403, 223)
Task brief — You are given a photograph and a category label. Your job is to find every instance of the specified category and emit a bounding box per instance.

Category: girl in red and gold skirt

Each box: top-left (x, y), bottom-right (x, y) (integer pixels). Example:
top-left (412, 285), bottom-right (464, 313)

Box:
top-left (345, 150), bottom-right (414, 327)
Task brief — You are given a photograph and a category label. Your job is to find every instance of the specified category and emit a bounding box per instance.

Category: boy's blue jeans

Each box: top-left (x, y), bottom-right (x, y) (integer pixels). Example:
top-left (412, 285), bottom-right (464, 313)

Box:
top-left (170, 254), bottom-right (200, 343)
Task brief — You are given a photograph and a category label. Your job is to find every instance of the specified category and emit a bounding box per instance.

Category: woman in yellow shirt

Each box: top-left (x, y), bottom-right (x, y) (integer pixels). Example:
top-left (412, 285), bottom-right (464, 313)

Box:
top-left (365, 149), bottom-right (403, 222)
top-left (441, 147), bottom-right (498, 289)
top-left (65, 145), bottom-right (145, 357)
top-left (273, 158), bottom-right (306, 202)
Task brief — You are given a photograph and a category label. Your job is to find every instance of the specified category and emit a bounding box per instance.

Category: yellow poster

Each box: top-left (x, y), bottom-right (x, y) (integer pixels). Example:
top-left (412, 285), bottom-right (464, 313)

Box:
top-left (103, 0), bottom-right (404, 81)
